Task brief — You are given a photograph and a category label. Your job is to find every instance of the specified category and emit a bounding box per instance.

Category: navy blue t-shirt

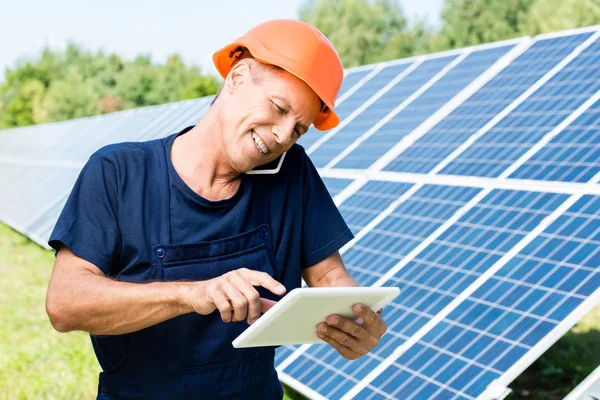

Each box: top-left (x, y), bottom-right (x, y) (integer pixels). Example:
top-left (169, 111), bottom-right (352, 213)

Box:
top-left (48, 126), bottom-right (354, 383)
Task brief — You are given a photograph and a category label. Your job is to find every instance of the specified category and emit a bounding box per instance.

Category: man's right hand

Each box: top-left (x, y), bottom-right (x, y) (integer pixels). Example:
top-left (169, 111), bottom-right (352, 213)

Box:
top-left (188, 268), bottom-right (286, 325)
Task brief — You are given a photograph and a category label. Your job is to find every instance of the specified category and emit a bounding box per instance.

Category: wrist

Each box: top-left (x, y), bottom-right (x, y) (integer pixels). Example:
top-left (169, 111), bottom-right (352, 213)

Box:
top-left (174, 282), bottom-right (196, 315)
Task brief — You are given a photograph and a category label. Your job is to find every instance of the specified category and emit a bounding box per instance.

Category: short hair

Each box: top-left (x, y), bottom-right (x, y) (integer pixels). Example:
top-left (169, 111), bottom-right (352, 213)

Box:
top-left (210, 48), bottom-right (281, 106)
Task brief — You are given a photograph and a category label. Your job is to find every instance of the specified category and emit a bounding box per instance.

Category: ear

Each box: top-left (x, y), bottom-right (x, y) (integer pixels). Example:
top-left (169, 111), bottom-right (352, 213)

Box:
top-left (225, 60), bottom-right (251, 94)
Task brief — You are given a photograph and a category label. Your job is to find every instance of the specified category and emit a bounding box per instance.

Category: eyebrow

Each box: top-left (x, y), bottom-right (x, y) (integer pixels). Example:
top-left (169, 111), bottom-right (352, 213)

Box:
top-left (271, 95), bottom-right (309, 133)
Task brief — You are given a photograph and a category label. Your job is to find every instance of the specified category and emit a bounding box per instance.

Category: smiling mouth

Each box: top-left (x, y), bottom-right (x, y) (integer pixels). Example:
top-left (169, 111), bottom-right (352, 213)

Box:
top-left (251, 130), bottom-right (269, 155)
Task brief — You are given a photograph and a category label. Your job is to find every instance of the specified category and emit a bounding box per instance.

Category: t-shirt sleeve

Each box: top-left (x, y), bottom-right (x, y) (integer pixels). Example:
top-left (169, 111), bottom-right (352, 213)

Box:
top-left (300, 152), bottom-right (354, 268)
top-left (48, 153), bottom-right (121, 275)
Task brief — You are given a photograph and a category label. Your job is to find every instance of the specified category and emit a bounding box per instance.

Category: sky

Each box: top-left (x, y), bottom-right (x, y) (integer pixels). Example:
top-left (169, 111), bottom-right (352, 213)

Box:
top-left (0, 0), bottom-right (444, 81)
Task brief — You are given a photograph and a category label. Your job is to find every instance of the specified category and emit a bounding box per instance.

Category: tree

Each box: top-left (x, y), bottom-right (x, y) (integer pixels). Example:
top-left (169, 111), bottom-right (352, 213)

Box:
top-left (299, 0), bottom-right (413, 67)
top-left (0, 80), bottom-right (46, 128)
top-left (39, 68), bottom-right (101, 123)
top-left (522, 0), bottom-right (600, 35)
top-left (0, 43), bottom-right (221, 129)
top-left (435, 0), bottom-right (535, 50)
top-left (180, 75), bottom-right (222, 100)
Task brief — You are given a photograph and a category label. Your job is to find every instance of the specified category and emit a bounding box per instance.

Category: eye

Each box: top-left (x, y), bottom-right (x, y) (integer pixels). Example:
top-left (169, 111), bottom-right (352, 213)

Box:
top-left (271, 100), bottom-right (286, 115)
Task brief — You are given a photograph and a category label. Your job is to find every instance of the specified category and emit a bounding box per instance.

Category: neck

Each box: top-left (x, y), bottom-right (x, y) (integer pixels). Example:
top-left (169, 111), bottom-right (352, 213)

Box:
top-left (170, 108), bottom-right (241, 201)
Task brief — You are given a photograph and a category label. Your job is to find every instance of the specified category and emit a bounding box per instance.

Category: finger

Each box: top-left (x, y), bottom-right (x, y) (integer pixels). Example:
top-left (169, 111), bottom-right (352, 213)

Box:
top-left (317, 329), bottom-right (362, 360)
top-left (353, 303), bottom-right (386, 335)
top-left (210, 289), bottom-right (233, 323)
top-left (228, 271), bottom-right (261, 324)
top-left (222, 283), bottom-right (248, 323)
top-left (260, 298), bottom-right (278, 313)
top-left (317, 323), bottom-right (366, 355)
top-left (325, 314), bottom-right (370, 341)
top-left (240, 269), bottom-right (286, 296)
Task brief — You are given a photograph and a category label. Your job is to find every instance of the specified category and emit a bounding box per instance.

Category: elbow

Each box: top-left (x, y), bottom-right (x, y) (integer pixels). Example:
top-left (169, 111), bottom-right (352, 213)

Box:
top-left (46, 292), bottom-right (75, 333)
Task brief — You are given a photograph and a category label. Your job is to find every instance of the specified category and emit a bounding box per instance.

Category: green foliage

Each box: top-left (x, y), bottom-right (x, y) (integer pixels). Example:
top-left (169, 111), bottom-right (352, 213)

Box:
top-left (0, 79), bottom-right (45, 127)
top-left (41, 68), bottom-right (101, 122)
top-left (299, 0), bottom-right (416, 67)
top-left (0, 43), bottom-right (221, 129)
top-left (435, 0), bottom-right (536, 50)
top-left (180, 75), bottom-right (222, 100)
top-left (523, 0), bottom-right (600, 35)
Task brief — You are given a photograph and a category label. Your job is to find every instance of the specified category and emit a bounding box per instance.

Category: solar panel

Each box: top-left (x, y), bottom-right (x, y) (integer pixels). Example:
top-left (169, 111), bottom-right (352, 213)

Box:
top-left (309, 55), bottom-right (459, 168)
top-left (1, 25), bottom-right (599, 400)
top-left (351, 193), bottom-right (600, 400)
top-left (279, 188), bottom-right (569, 398)
top-left (440, 36), bottom-right (600, 177)
top-left (299, 65), bottom-right (400, 151)
top-left (332, 43), bottom-right (519, 170)
top-left (383, 32), bottom-right (596, 174)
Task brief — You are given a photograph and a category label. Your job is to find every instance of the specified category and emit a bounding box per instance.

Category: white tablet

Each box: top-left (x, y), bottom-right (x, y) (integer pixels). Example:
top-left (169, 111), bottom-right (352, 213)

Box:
top-left (232, 286), bottom-right (400, 348)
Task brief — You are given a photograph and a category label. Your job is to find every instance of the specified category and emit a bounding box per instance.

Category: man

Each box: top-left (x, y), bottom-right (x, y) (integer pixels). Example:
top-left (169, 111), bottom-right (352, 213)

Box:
top-left (46, 19), bottom-right (387, 399)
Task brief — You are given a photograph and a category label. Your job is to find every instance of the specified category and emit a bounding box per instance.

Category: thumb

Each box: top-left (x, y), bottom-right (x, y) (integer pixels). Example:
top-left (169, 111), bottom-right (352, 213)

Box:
top-left (260, 298), bottom-right (278, 313)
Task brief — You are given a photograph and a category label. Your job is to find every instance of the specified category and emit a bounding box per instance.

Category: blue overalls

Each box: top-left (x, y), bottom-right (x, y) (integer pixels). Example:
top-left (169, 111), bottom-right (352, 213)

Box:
top-left (96, 137), bottom-right (285, 399)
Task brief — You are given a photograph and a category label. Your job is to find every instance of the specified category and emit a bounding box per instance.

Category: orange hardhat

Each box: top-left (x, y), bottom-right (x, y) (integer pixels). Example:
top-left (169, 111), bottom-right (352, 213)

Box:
top-left (213, 19), bottom-right (344, 131)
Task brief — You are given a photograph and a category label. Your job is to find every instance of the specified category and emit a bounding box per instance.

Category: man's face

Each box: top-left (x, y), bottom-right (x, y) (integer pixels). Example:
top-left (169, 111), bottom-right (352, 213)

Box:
top-left (219, 61), bottom-right (321, 173)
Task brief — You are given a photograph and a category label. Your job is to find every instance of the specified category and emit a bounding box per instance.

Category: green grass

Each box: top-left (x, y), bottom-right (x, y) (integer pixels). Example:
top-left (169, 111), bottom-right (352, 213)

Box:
top-left (0, 221), bottom-right (598, 399)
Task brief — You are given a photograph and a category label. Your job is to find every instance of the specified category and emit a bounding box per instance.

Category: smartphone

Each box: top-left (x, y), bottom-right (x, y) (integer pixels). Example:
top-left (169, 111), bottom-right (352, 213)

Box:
top-left (245, 152), bottom-right (286, 175)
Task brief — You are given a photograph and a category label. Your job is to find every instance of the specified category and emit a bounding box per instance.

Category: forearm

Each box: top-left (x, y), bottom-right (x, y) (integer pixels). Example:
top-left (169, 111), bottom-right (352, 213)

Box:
top-left (320, 267), bottom-right (359, 287)
top-left (47, 270), bottom-right (195, 335)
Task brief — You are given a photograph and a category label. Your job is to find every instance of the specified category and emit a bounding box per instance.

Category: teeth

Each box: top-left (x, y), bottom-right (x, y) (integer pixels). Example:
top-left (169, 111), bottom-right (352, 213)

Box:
top-left (252, 132), bottom-right (269, 155)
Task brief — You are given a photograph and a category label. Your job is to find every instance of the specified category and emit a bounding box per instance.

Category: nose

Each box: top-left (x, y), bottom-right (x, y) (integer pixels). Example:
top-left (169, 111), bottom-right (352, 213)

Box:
top-left (272, 118), bottom-right (296, 145)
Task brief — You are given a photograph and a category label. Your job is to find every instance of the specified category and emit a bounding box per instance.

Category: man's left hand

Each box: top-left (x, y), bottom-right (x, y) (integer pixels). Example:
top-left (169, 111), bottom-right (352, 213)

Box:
top-left (316, 304), bottom-right (387, 360)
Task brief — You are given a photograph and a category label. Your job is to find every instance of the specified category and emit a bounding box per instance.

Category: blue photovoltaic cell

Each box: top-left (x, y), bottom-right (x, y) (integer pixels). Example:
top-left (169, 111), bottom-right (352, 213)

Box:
top-left (383, 33), bottom-right (594, 174)
top-left (359, 194), bottom-right (599, 400)
top-left (298, 68), bottom-right (374, 150)
top-left (310, 56), bottom-right (458, 168)
top-left (441, 37), bottom-right (600, 178)
top-left (321, 177), bottom-right (354, 198)
top-left (334, 44), bottom-right (516, 170)
top-left (279, 185), bottom-right (482, 399)
top-left (275, 345), bottom-right (298, 366)
top-left (509, 100), bottom-right (600, 182)
top-left (337, 180), bottom-right (413, 235)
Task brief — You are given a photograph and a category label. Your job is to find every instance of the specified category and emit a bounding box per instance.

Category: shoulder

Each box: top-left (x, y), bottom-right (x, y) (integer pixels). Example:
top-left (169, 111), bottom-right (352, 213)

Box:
top-left (82, 140), bottom-right (152, 188)
top-left (91, 141), bottom-right (146, 165)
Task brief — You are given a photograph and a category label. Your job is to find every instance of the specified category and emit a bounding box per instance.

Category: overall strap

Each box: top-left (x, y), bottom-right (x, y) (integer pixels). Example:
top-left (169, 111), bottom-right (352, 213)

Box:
top-left (144, 138), bottom-right (171, 246)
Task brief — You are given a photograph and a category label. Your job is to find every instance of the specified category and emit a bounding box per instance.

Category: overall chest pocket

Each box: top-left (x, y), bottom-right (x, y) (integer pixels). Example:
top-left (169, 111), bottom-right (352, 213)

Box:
top-left (155, 225), bottom-right (279, 375)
